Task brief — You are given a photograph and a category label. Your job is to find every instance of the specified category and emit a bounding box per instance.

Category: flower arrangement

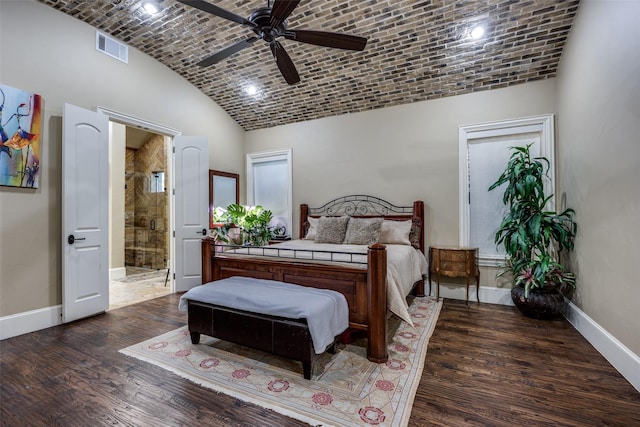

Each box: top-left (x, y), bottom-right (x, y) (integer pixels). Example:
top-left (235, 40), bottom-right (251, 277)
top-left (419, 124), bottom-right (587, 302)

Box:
top-left (213, 203), bottom-right (273, 246)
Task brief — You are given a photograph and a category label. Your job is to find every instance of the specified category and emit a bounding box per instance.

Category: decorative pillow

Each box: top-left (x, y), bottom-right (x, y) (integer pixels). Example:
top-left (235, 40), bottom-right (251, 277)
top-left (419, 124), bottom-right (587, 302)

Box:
top-left (315, 216), bottom-right (350, 244)
top-left (343, 217), bottom-right (383, 245)
top-left (409, 218), bottom-right (422, 249)
top-left (378, 219), bottom-right (412, 245)
top-left (304, 216), bottom-right (319, 240)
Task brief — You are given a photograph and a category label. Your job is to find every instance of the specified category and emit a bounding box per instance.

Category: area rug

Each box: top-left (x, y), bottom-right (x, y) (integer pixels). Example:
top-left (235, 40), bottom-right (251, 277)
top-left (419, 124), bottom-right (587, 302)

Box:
top-left (120, 296), bottom-right (441, 426)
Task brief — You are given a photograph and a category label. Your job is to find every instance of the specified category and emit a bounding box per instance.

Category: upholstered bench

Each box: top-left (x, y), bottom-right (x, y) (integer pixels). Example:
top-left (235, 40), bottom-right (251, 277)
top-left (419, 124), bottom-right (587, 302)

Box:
top-left (178, 276), bottom-right (349, 379)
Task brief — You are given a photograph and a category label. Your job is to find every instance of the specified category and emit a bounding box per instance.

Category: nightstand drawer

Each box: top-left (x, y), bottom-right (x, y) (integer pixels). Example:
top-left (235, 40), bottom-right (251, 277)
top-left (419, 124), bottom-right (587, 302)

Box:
top-left (440, 251), bottom-right (467, 262)
top-left (440, 261), bottom-right (467, 274)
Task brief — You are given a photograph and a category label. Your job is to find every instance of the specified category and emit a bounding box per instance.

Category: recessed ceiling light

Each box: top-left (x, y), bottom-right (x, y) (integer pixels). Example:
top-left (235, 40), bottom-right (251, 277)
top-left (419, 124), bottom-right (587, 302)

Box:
top-left (143, 2), bottom-right (159, 15)
top-left (470, 25), bottom-right (485, 40)
top-left (244, 85), bottom-right (258, 96)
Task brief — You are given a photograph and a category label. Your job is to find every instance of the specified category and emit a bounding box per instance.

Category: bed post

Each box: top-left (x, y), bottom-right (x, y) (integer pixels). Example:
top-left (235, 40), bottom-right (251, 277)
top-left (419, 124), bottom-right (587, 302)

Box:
top-left (201, 237), bottom-right (214, 284)
top-left (413, 200), bottom-right (426, 297)
top-left (367, 243), bottom-right (388, 363)
top-left (299, 203), bottom-right (309, 239)
top-left (413, 200), bottom-right (425, 253)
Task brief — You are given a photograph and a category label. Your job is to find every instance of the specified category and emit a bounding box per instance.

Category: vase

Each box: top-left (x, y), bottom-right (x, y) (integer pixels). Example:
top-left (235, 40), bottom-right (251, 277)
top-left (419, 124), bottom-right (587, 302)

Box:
top-left (511, 285), bottom-right (566, 319)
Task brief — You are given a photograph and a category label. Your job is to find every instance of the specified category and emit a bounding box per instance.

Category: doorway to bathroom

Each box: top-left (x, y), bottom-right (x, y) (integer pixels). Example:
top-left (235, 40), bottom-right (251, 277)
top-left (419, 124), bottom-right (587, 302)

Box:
top-left (109, 124), bottom-right (172, 310)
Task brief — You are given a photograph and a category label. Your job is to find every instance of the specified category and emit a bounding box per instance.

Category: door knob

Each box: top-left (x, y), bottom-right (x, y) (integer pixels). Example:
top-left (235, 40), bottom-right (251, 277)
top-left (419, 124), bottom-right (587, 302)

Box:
top-left (201, 228), bottom-right (207, 236)
top-left (67, 235), bottom-right (86, 245)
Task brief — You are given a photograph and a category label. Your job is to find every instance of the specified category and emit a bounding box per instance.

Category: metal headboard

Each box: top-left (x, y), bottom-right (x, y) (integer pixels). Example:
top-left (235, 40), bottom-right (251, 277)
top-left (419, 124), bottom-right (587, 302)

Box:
top-left (300, 195), bottom-right (425, 252)
top-left (308, 195), bottom-right (414, 216)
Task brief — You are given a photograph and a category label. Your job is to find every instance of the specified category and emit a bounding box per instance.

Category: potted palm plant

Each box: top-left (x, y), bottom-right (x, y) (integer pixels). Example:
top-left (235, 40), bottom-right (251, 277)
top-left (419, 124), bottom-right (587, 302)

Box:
top-left (489, 144), bottom-right (577, 319)
top-left (213, 203), bottom-right (273, 246)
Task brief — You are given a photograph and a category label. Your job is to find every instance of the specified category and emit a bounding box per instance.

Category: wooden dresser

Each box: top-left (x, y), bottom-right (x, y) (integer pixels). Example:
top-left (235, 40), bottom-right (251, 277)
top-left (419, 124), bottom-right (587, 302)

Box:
top-left (429, 246), bottom-right (480, 304)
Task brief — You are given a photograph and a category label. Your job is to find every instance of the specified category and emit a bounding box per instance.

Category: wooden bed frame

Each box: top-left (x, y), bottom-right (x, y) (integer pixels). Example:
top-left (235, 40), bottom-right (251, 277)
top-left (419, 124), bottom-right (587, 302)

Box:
top-left (201, 195), bottom-right (425, 363)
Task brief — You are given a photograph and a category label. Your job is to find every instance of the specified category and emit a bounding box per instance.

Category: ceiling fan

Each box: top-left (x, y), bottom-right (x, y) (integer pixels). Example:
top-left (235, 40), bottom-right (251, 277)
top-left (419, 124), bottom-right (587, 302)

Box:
top-left (175, 0), bottom-right (368, 85)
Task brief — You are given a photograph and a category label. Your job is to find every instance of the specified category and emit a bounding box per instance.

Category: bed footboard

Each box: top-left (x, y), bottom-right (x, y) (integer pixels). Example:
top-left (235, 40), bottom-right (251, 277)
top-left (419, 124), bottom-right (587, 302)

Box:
top-left (201, 238), bottom-right (389, 362)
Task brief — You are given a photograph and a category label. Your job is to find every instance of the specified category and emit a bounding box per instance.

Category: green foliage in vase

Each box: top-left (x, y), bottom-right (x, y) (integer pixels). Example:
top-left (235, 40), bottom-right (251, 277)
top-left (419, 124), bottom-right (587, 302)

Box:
top-left (213, 204), bottom-right (273, 246)
top-left (489, 144), bottom-right (577, 298)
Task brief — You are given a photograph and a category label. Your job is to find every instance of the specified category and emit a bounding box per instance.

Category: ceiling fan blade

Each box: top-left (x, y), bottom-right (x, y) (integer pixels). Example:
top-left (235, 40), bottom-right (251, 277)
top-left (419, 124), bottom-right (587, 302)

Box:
top-left (175, 0), bottom-right (257, 28)
top-left (270, 41), bottom-right (300, 85)
top-left (197, 37), bottom-right (259, 67)
top-left (270, 0), bottom-right (301, 28)
top-left (285, 30), bottom-right (367, 51)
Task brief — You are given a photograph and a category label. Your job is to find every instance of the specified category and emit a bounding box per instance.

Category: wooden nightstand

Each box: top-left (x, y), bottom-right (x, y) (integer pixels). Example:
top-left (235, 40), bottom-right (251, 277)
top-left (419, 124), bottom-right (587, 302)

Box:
top-left (429, 246), bottom-right (480, 304)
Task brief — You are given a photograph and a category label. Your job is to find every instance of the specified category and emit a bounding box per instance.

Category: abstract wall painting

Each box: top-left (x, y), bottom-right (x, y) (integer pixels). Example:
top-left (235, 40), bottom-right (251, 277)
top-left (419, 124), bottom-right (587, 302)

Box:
top-left (0, 84), bottom-right (43, 188)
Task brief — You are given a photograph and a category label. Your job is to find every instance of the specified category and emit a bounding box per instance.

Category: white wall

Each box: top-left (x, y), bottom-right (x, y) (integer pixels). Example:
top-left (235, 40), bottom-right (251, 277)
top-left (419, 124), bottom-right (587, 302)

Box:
top-left (245, 79), bottom-right (557, 295)
top-left (0, 0), bottom-right (244, 317)
top-left (246, 80), bottom-right (557, 245)
top-left (556, 0), bottom-right (640, 356)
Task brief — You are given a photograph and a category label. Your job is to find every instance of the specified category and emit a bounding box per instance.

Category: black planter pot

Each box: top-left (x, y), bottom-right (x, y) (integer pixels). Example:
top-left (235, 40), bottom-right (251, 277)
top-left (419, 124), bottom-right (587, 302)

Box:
top-left (511, 286), bottom-right (566, 319)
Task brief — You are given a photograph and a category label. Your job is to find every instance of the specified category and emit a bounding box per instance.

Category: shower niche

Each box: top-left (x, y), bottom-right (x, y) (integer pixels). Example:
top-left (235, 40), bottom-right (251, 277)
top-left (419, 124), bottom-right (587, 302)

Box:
top-left (124, 135), bottom-right (169, 271)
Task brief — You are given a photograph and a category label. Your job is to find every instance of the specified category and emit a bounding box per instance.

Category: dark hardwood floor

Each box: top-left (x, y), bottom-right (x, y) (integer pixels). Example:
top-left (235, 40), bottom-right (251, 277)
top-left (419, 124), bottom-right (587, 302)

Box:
top-left (1, 295), bottom-right (638, 426)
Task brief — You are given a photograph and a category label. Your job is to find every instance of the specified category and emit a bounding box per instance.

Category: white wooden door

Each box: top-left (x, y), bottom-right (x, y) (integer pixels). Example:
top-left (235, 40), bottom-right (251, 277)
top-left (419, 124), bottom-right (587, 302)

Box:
top-left (174, 136), bottom-right (209, 292)
top-left (62, 103), bottom-right (109, 322)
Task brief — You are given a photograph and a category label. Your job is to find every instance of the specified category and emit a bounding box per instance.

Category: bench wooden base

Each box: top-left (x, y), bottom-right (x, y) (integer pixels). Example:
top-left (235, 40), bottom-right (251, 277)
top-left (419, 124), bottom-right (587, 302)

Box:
top-left (187, 301), bottom-right (337, 379)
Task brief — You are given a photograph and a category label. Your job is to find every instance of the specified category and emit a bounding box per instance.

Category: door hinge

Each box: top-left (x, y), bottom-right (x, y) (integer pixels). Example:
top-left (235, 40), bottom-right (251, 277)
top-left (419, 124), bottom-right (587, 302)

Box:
top-left (173, 230), bottom-right (175, 237)
top-left (173, 273), bottom-right (176, 280)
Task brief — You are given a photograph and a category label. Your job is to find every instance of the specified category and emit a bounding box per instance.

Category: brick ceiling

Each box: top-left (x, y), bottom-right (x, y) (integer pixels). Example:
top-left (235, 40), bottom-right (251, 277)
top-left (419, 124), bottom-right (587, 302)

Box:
top-left (38, 0), bottom-right (580, 131)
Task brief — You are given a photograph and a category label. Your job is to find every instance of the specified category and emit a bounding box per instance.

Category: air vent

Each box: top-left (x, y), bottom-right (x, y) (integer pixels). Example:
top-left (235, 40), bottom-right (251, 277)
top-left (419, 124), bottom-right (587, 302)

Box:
top-left (96, 31), bottom-right (128, 63)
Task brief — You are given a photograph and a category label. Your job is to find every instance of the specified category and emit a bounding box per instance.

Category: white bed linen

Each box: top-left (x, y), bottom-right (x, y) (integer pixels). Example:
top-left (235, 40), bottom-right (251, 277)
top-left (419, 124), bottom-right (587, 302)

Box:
top-left (218, 240), bottom-right (428, 325)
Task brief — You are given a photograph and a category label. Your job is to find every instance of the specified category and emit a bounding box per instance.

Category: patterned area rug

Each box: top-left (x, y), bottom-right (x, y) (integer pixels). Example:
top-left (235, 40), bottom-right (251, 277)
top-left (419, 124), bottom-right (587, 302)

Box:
top-left (120, 296), bottom-right (441, 426)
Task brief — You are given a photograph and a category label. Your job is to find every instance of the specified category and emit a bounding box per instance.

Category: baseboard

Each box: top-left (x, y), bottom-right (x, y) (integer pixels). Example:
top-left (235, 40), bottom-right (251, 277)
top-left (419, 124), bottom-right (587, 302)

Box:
top-left (110, 267), bottom-right (126, 280)
top-left (563, 299), bottom-right (640, 393)
top-left (0, 304), bottom-right (62, 340)
top-left (428, 282), bottom-right (513, 306)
